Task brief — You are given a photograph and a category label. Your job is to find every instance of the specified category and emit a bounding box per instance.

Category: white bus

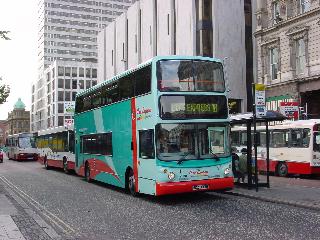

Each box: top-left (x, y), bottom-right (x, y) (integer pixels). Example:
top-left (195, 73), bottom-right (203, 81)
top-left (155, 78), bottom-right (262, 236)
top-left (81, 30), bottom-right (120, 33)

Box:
top-left (36, 126), bottom-right (75, 173)
top-left (5, 133), bottom-right (38, 161)
top-left (231, 119), bottom-right (320, 177)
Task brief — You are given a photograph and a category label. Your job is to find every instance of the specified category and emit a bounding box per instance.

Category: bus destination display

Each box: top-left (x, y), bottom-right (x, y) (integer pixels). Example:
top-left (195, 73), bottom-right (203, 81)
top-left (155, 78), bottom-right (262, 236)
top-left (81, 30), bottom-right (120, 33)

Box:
top-left (159, 95), bottom-right (228, 120)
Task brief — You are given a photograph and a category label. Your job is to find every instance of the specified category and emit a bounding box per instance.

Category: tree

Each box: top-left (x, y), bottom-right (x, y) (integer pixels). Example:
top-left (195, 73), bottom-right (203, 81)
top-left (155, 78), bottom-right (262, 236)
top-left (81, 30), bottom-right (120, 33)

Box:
top-left (0, 31), bottom-right (10, 40)
top-left (0, 77), bottom-right (10, 104)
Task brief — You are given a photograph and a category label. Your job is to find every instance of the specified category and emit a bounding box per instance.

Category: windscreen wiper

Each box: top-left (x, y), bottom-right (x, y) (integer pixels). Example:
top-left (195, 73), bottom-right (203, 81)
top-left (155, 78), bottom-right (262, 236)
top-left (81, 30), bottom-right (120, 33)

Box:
top-left (177, 152), bottom-right (192, 165)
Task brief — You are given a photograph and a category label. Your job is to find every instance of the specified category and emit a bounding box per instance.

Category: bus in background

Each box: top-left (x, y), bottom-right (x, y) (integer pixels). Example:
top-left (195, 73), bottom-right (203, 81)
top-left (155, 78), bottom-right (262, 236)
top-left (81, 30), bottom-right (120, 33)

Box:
top-left (36, 126), bottom-right (75, 173)
top-left (5, 133), bottom-right (38, 161)
top-left (74, 56), bottom-right (233, 196)
top-left (231, 119), bottom-right (320, 177)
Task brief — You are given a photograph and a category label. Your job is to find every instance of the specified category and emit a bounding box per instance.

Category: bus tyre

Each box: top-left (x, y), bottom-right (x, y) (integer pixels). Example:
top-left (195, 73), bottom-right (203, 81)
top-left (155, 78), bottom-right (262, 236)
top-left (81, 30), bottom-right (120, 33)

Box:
top-left (128, 169), bottom-right (138, 197)
top-left (44, 157), bottom-right (50, 170)
top-left (277, 162), bottom-right (288, 177)
top-left (63, 158), bottom-right (69, 174)
top-left (85, 163), bottom-right (91, 183)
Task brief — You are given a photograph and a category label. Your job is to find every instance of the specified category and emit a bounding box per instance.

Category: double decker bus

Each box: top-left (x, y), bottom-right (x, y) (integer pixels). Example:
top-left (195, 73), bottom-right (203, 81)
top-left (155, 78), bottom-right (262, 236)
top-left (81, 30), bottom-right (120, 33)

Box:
top-left (74, 56), bottom-right (233, 196)
top-left (36, 126), bottom-right (75, 173)
top-left (5, 133), bottom-right (38, 161)
top-left (231, 119), bottom-right (320, 177)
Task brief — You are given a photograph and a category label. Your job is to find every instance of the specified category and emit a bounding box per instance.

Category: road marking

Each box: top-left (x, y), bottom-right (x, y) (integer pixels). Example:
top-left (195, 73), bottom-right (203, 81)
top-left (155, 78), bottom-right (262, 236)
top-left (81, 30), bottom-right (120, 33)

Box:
top-left (0, 176), bottom-right (75, 234)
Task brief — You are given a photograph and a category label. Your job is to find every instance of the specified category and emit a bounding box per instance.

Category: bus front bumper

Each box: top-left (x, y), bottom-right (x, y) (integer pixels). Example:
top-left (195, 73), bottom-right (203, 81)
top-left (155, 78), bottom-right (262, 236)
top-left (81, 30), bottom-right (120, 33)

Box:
top-left (155, 177), bottom-right (234, 196)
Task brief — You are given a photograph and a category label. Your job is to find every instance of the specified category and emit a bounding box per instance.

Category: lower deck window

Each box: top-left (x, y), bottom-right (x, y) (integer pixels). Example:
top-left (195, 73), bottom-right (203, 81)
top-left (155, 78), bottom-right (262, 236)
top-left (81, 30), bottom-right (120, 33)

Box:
top-left (81, 133), bottom-right (112, 155)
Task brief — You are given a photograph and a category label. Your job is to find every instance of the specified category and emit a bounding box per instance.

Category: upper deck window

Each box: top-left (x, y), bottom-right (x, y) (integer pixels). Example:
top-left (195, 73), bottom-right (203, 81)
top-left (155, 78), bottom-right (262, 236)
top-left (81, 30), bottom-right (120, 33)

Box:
top-left (157, 60), bottom-right (225, 92)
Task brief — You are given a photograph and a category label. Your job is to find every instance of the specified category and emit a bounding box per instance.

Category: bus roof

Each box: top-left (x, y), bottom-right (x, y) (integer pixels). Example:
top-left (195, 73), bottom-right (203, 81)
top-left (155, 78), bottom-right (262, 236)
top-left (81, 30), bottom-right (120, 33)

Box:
top-left (232, 119), bottom-right (320, 131)
top-left (37, 125), bottom-right (74, 137)
top-left (76, 55), bottom-right (223, 98)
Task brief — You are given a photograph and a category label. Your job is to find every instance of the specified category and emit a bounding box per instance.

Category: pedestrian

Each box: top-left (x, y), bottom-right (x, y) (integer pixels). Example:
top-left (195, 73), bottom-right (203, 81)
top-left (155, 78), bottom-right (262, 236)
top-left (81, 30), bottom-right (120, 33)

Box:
top-left (237, 148), bottom-right (248, 183)
top-left (231, 147), bottom-right (239, 178)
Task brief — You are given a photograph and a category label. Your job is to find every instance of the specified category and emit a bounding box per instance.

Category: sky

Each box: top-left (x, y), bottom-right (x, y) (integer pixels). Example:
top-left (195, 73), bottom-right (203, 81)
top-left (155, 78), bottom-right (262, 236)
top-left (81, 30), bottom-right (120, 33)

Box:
top-left (0, 0), bottom-right (38, 120)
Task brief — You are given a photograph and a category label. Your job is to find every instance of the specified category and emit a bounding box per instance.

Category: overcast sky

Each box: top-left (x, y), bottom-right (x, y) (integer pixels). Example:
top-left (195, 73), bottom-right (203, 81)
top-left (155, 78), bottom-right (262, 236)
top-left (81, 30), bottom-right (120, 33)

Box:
top-left (0, 0), bottom-right (38, 119)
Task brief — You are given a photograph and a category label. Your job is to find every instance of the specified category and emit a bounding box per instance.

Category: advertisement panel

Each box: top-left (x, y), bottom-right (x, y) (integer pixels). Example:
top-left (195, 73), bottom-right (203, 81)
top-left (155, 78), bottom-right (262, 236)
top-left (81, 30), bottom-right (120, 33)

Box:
top-left (279, 102), bottom-right (299, 120)
top-left (64, 102), bottom-right (75, 115)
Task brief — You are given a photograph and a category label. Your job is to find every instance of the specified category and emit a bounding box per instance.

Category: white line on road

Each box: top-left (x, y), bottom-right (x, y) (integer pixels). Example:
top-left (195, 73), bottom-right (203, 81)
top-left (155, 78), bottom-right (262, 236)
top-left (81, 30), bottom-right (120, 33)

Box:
top-left (0, 176), bottom-right (75, 235)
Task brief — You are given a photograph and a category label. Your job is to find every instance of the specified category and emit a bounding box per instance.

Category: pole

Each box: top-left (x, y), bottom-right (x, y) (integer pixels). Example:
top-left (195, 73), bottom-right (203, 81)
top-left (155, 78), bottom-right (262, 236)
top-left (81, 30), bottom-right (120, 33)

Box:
top-left (252, 83), bottom-right (258, 192)
top-left (266, 121), bottom-right (270, 188)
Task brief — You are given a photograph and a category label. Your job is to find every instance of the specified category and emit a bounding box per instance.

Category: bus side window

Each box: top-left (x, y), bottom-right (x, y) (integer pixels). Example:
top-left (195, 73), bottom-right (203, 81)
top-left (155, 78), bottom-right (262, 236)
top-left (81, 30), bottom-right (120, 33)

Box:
top-left (139, 130), bottom-right (155, 159)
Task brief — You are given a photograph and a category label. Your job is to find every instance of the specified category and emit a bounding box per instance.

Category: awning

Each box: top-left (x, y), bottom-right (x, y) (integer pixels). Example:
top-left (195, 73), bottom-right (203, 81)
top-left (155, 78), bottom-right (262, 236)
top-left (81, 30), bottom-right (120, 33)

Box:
top-left (230, 110), bottom-right (287, 124)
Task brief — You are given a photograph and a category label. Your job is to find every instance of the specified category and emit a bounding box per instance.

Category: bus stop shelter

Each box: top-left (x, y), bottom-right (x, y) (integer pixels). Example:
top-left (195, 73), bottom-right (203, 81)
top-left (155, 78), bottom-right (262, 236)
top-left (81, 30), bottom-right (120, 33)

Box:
top-left (230, 111), bottom-right (287, 191)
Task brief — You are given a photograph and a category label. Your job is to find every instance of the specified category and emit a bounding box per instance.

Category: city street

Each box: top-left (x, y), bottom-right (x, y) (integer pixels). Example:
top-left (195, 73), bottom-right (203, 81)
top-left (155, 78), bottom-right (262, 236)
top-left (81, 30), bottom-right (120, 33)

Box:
top-left (0, 159), bottom-right (319, 240)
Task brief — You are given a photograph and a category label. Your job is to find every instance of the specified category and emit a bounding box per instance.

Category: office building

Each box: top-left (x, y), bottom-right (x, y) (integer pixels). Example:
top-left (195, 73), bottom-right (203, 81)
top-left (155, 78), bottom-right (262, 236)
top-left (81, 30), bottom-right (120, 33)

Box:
top-left (32, 0), bottom-right (135, 131)
top-left (97, 0), bottom-right (253, 113)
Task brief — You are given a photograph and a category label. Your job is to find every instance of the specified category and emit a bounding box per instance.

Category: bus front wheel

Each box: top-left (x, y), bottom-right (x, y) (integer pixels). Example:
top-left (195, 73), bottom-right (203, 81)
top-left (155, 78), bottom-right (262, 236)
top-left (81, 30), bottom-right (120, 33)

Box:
top-left (85, 163), bottom-right (91, 183)
top-left (277, 162), bottom-right (288, 177)
top-left (127, 169), bottom-right (138, 197)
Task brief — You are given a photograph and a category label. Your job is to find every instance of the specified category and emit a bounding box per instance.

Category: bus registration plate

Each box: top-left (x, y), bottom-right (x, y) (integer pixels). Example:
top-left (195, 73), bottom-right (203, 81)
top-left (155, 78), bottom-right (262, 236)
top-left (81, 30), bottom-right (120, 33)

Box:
top-left (193, 184), bottom-right (209, 190)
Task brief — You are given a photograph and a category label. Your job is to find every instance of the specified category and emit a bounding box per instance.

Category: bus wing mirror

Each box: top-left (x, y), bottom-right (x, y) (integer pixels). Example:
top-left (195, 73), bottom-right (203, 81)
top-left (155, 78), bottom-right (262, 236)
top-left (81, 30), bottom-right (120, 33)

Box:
top-left (131, 142), bottom-right (133, 150)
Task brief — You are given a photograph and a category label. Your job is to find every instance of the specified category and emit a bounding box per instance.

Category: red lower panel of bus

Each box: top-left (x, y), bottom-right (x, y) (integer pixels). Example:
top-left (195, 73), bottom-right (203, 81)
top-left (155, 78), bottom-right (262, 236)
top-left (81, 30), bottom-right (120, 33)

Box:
top-left (257, 159), bottom-right (320, 175)
top-left (155, 177), bottom-right (234, 196)
top-left (47, 159), bottom-right (63, 168)
top-left (78, 159), bottom-right (120, 182)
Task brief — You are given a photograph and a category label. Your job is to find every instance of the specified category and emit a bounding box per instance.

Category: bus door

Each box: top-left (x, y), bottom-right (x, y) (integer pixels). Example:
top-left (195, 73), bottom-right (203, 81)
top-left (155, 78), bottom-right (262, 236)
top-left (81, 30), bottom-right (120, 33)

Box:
top-left (137, 129), bottom-right (156, 194)
top-left (207, 127), bottom-right (226, 155)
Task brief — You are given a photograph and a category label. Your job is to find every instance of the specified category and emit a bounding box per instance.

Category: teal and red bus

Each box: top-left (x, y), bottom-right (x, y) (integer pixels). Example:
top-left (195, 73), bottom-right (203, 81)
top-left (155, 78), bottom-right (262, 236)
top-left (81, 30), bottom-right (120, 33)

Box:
top-left (74, 56), bottom-right (233, 196)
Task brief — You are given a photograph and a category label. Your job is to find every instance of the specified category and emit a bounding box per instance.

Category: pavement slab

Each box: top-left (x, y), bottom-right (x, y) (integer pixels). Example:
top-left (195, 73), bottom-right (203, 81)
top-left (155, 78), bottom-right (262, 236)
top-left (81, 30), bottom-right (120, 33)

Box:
top-left (0, 215), bottom-right (25, 240)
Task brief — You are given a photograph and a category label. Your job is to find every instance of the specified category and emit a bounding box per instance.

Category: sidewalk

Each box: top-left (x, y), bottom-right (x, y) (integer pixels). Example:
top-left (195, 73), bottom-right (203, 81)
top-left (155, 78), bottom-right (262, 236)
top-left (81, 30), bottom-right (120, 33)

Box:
top-left (227, 175), bottom-right (320, 211)
top-left (0, 183), bottom-right (57, 240)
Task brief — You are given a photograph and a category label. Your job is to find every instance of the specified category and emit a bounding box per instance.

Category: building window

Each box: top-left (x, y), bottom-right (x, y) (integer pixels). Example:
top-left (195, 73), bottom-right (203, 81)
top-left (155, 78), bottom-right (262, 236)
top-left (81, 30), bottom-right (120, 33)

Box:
top-left (86, 80), bottom-right (91, 89)
top-left (72, 80), bottom-right (77, 89)
top-left (58, 116), bottom-right (64, 126)
top-left (65, 79), bottom-right (71, 89)
top-left (58, 78), bottom-right (64, 88)
top-left (58, 103), bottom-right (64, 113)
top-left (58, 91), bottom-right (64, 101)
top-left (270, 47), bottom-right (279, 80)
top-left (58, 67), bottom-right (64, 76)
top-left (92, 69), bottom-right (97, 78)
top-left (299, 0), bottom-right (310, 14)
top-left (72, 92), bottom-right (77, 101)
top-left (85, 68), bottom-right (91, 78)
top-left (72, 67), bottom-right (77, 77)
top-left (65, 91), bottom-right (71, 101)
top-left (65, 67), bottom-right (71, 77)
top-left (79, 68), bottom-right (84, 77)
top-left (272, 1), bottom-right (280, 24)
top-left (79, 80), bottom-right (84, 89)
top-left (196, 0), bottom-right (213, 57)
top-left (296, 38), bottom-right (306, 75)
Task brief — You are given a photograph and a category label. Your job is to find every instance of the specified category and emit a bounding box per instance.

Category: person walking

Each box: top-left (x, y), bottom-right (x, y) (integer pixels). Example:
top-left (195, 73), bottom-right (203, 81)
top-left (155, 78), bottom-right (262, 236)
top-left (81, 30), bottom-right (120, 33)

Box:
top-left (237, 148), bottom-right (248, 183)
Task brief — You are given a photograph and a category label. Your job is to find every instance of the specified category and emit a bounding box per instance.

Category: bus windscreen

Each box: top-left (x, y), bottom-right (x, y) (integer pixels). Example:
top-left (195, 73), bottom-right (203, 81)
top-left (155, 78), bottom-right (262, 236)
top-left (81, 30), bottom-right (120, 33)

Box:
top-left (18, 137), bottom-right (36, 148)
top-left (157, 60), bottom-right (225, 92)
top-left (159, 95), bottom-right (228, 120)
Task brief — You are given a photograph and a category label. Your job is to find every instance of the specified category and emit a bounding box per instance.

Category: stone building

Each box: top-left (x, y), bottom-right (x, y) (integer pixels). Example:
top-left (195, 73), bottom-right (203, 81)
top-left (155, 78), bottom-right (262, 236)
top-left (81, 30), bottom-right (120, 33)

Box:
top-left (254, 0), bottom-right (320, 118)
top-left (6, 98), bottom-right (30, 135)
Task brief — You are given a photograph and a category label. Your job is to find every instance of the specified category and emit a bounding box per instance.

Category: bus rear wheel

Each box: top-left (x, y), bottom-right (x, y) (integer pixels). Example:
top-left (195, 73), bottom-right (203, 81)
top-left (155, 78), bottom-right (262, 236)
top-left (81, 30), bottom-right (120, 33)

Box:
top-left (277, 162), bottom-right (288, 177)
top-left (127, 169), bottom-right (138, 197)
top-left (63, 158), bottom-right (69, 174)
top-left (85, 163), bottom-right (91, 183)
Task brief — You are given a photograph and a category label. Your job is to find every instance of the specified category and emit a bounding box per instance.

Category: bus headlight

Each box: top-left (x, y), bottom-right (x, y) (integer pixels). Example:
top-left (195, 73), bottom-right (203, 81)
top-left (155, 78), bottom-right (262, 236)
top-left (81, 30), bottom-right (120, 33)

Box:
top-left (168, 172), bottom-right (175, 180)
top-left (224, 168), bottom-right (231, 175)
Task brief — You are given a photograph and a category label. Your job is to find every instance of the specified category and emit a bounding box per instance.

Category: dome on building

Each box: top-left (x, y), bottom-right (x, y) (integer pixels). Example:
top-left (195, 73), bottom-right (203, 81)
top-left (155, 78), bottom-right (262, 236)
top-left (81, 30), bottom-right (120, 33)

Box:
top-left (13, 98), bottom-right (26, 110)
